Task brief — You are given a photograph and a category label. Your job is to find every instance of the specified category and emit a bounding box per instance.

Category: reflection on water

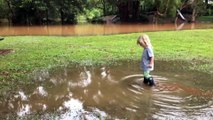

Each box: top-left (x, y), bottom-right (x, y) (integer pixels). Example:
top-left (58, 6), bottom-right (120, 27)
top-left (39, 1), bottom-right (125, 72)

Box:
top-left (0, 23), bottom-right (213, 36)
top-left (0, 61), bottom-right (213, 119)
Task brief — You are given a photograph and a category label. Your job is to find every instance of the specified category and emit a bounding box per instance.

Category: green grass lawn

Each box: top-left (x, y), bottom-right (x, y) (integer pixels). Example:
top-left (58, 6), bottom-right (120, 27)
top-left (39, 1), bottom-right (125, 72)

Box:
top-left (0, 29), bottom-right (213, 93)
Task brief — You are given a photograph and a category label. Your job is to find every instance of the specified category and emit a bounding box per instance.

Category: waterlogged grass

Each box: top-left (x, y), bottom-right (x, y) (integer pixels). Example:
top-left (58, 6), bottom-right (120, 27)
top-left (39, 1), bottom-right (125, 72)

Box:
top-left (0, 29), bottom-right (213, 92)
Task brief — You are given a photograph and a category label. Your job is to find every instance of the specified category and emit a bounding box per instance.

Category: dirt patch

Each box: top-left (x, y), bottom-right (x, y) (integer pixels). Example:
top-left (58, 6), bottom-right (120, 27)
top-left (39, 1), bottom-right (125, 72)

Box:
top-left (0, 49), bottom-right (14, 55)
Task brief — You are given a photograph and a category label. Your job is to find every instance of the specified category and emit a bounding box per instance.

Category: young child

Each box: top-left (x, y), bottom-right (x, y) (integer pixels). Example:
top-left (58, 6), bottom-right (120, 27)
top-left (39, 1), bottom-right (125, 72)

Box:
top-left (137, 34), bottom-right (155, 86)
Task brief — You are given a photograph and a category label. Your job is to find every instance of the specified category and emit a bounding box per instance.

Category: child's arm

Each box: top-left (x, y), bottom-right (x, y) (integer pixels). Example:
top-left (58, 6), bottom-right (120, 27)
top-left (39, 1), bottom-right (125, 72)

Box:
top-left (147, 47), bottom-right (154, 68)
top-left (149, 56), bottom-right (154, 68)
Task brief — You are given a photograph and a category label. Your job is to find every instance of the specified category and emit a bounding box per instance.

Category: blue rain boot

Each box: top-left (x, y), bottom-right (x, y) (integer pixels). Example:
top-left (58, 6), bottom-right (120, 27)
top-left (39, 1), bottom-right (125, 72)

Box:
top-left (143, 77), bottom-right (149, 84)
top-left (148, 77), bottom-right (155, 86)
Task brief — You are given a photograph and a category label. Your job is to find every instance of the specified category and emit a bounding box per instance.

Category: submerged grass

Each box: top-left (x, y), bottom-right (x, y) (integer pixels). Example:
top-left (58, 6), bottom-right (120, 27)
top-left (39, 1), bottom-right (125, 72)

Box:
top-left (0, 29), bottom-right (213, 92)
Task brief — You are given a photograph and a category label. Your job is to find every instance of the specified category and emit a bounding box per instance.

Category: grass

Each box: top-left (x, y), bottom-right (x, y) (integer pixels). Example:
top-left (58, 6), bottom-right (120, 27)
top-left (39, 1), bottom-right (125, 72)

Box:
top-left (0, 29), bottom-right (213, 93)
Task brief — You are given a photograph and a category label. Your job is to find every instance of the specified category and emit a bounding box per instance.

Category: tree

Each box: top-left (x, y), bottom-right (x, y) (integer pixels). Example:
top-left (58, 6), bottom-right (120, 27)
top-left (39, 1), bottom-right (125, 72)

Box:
top-left (54, 0), bottom-right (84, 24)
top-left (175, 0), bottom-right (205, 22)
top-left (4, 0), bottom-right (14, 25)
top-left (205, 0), bottom-right (208, 7)
top-left (116, 0), bottom-right (140, 22)
top-left (140, 0), bottom-right (181, 23)
top-left (190, 0), bottom-right (205, 22)
top-left (0, 0), bottom-right (8, 19)
top-left (0, 0), bottom-right (208, 25)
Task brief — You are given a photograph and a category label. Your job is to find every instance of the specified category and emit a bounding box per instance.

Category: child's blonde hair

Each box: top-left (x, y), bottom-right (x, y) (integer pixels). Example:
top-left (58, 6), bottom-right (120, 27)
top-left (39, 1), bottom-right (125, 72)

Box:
top-left (137, 34), bottom-right (152, 48)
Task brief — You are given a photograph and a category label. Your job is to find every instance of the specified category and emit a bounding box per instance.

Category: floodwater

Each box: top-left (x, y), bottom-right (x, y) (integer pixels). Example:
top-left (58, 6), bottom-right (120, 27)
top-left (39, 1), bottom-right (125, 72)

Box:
top-left (0, 23), bottom-right (213, 36)
top-left (0, 61), bottom-right (212, 119)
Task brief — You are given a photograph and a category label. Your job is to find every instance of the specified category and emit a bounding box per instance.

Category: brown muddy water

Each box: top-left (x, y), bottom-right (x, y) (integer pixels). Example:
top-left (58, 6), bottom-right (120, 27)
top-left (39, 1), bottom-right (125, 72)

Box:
top-left (0, 23), bottom-right (213, 36)
top-left (0, 61), bottom-right (213, 119)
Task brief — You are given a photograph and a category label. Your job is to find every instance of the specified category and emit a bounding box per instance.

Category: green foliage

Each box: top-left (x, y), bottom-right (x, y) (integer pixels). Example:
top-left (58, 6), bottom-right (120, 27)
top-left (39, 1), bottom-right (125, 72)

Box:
top-left (168, 6), bottom-right (177, 17)
top-left (167, 0), bottom-right (182, 17)
top-left (0, 0), bottom-right (8, 18)
top-left (77, 14), bottom-right (87, 23)
top-left (207, 8), bottom-right (212, 15)
top-left (193, 0), bottom-right (206, 16)
top-left (0, 0), bottom-right (211, 24)
top-left (4, 0), bottom-right (85, 25)
top-left (143, 0), bottom-right (182, 17)
top-left (85, 8), bottom-right (103, 22)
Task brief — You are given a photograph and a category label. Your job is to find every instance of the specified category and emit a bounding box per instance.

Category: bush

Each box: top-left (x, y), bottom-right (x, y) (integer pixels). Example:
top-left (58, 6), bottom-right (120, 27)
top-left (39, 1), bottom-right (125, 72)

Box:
top-left (85, 8), bottom-right (103, 23)
top-left (207, 4), bottom-right (213, 15)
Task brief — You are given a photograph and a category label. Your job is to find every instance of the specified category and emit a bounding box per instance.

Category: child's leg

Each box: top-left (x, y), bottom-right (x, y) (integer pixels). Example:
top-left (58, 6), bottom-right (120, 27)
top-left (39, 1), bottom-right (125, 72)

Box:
top-left (143, 71), bottom-right (150, 84)
top-left (143, 71), bottom-right (155, 86)
top-left (144, 71), bottom-right (151, 78)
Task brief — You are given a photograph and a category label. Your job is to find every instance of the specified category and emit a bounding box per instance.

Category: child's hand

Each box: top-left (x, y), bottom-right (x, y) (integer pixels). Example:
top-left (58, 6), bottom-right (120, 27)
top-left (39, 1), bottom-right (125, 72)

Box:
top-left (148, 64), bottom-right (153, 68)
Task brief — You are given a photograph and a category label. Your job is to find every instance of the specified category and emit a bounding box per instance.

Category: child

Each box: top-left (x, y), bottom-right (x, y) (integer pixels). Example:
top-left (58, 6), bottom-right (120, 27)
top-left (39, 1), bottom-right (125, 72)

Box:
top-left (137, 34), bottom-right (155, 86)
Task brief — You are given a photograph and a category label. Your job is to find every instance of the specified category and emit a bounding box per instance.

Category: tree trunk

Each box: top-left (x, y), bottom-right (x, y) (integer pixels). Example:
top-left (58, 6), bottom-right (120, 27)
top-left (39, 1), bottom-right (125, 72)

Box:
top-left (156, 0), bottom-right (170, 17)
top-left (7, 16), bottom-right (11, 26)
top-left (46, 9), bottom-right (49, 25)
top-left (59, 0), bottom-right (64, 25)
top-left (102, 0), bottom-right (106, 16)
top-left (60, 8), bottom-right (64, 25)
top-left (117, 1), bottom-right (129, 22)
top-left (191, 0), bottom-right (197, 22)
top-left (5, 0), bottom-right (14, 25)
top-left (205, 0), bottom-right (208, 7)
top-left (44, 1), bottom-right (49, 25)
top-left (132, 1), bottom-right (140, 21)
top-left (191, 7), bottom-right (196, 22)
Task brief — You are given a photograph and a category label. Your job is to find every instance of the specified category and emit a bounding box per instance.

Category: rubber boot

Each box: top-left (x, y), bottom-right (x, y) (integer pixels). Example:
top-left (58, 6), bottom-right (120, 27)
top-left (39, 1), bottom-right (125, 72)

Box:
top-left (0, 37), bottom-right (4, 41)
top-left (148, 77), bottom-right (155, 86)
top-left (143, 77), bottom-right (149, 84)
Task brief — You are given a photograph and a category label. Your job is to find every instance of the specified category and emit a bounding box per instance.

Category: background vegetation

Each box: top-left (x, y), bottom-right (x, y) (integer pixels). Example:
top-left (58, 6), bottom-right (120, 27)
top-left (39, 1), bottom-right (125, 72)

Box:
top-left (0, 0), bottom-right (212, 25)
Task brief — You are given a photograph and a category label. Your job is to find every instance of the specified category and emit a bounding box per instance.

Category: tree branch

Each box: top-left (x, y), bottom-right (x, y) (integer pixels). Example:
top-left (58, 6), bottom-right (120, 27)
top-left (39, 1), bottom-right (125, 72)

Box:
top-left (156, 0), bottom-right (170, 17)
